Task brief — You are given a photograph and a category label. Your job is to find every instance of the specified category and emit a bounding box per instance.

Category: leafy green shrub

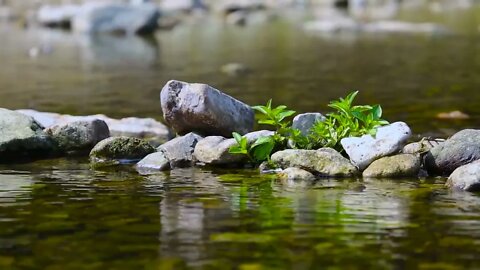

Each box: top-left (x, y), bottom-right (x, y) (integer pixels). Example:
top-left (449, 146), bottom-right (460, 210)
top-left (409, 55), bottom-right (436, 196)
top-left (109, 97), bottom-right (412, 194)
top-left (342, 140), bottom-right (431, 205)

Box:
top-left (229, 91), bottom-right (389, 164)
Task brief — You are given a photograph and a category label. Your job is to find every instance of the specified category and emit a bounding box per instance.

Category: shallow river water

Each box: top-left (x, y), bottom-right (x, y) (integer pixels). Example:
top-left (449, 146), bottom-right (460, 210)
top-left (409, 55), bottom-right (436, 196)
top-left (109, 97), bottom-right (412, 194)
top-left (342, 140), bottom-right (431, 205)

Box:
top-left (0, 4), bottom-right (480, 269)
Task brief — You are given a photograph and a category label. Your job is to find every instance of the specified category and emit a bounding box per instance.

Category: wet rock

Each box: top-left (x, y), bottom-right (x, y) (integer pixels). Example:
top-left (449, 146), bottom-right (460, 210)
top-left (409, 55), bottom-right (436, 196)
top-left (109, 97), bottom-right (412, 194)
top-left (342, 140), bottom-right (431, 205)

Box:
top-left (278, 167), bottom-right (316, 181)
top-left (72, 2), bottom-right (160, 35)
top-left (193, 130), bottom-right (273, 165)
top-left (37, 4), bottom-right (79, 28)
top-left (46, 120), bottom-right (110, 154)
top-left (270, 148), bottom-right (358, 177)
top-left (136, 151), bottom-right (170, 172)
top-left (16, 110), bottom-right (172, 146)
top-left (363, 21), bottom-right (450, 35)
top-left (292, 113), bottom-right (325, 136)
top-left (221, 63), bottom-right (249, 76)
top-left (259, 161), bottom-right (281, 174)
top-left (341, 122), bottom-right (412, 171)
top-left (160, 80), bottom-right (254, 137)
top-left (90, 136), bottom-right (155, 166)
top-left (446, 160), bottom-right (480, 192)
top-left (158, 132), bottom-right (203, 168)
top-left (0, 108), bottom-right (56, 161)
top-left (436, 110), bottom-right (470, 120)
top-left (425, 129), bottom-right (480, 176)
top-left (402, 139), bottom-right (444, 155)
top-left (303, 18), bottom-right (361, 33)
top-left (362, 154), bottom-right (421, 178)
top-left (217, 0), bottom-right (265, 14)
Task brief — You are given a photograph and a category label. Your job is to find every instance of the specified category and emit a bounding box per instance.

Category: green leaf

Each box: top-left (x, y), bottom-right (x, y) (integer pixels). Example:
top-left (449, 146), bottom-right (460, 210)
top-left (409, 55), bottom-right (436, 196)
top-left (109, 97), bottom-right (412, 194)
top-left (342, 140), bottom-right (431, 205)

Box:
top-left (232, 132), bottom-right (243, 144)
top-left (277, 110), bottom-right (296, 122)
top-left (258, 119), bottom-right (277, 126)
top-left (252, 105), bottom-right (268, 115)
top-left (371, 104), bottom-right (382, 119)
top-left (251, 136), bottom-right (275, 162)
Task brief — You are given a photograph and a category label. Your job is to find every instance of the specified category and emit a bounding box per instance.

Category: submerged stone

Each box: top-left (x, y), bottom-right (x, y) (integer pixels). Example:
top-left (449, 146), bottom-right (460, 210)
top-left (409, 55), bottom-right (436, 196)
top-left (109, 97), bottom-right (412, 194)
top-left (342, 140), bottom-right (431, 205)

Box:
top-left (270, 148), bottom-right (358, 177)
top-left (446, 160), bottom-right (480, 192)
top-left (341, 122), bottom-right (411, 171)
top-left (160, 80), bottom-right (254, 137)
top-left (0, 108), bottom-right (56, 161)
top-left (425, 129), bottom-right (480, 176)
top-left (362, 154), bottom-right (421, 178)
top-left (89, 136), bottom-right (155, 166)
top-left (46, 120), bottom-right (110, 154)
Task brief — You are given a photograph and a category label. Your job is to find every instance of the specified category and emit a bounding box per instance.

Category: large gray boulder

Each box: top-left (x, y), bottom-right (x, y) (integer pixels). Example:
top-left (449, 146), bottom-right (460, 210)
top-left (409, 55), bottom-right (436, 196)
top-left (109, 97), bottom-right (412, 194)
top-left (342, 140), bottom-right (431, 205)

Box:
top-left (46, 120), bottom-right (110, 154)
top-left (136, 151), bottom-right (170, 172)
top-left (362, 154), bottom-right (421, 178)
top-left (425, 129), bottom-right (480, 176)
top-left (158, 132), bottom-right (203, 168)
top-left (72, 2), bottom-right (160, 35)
top-left (270, 148), bottom-right (358, 177)
top-left (193, 130), bottom-right (273, 165)
top-left (160, 80), bottom-right (254, 137)
top-left (341, 122), bottom-right (411, 171)
top-left (90, 136), bottom-right (155, 166)
top-left (292, 113), bottom-right (325, 136)
top-left (0, 108), bottom-right (56, 161)
top-left (446, 160), bottom-right (480, 192)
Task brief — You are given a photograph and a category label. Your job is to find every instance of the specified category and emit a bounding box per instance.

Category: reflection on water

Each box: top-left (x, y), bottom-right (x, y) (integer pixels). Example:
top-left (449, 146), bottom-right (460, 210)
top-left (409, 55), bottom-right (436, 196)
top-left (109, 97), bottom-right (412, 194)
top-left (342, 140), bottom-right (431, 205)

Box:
top-left (0, 161), bottom-right (480, 268)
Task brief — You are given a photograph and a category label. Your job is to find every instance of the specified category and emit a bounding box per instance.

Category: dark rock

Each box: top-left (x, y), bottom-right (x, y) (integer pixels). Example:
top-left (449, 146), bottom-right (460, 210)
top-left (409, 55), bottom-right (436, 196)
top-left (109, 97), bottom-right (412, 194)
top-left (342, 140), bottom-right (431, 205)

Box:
top-left (160, 80), bottom-right (254, 137)
top-left (292, 113), bottom-right (325, 136)
top-left (0, 108), bottom-right (56, 161)
top-left (158, 132), bottom-right (203, 168)
top-left (46, 120), bottom-right (110, 154)
top-left (362, 154), bottom-right (421, 178)
top-left (89, 136), bottom-right (155, 166)
top-left (270, 148), bottom-right (358, 177)
top-left (425, 129), bottom-right (480, 176)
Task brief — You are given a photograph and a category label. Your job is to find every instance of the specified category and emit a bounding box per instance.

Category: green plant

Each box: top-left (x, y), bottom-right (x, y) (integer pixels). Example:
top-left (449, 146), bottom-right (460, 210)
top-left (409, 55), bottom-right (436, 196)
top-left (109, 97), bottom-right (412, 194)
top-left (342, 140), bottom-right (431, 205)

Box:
top-left (309, 91), bottom-right (388, 151)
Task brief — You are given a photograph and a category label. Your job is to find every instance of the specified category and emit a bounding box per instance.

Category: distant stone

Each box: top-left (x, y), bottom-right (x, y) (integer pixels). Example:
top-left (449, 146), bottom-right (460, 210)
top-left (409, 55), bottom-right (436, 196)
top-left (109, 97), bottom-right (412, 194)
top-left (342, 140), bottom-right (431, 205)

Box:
top-left (193, 130), bottom-right (273, 165)
top-left (402, 139), bottom-right (444, 155)
top-left (72, 2), bottom-right (160, 35)
top-left (303, 18), bottom-right (360, 33)
top-left (37, 4), bottom-right (79, 28)
top-left (362, 154), bottom-right (421, 178)
top-left (225, 10), bottom-right (247, 26)
top-left (221, 63), bottom-right (249, 76)
top-left (0, 108), bottom-right (56, 161)
top-left (160, 80), bottom-right (254, 137)
top-left (425, 129), bottom-right (480, 176)
top-left (136, 151), bottom-right (170, 172)
top-left (341, 122), bottom-right (412, 171)
top-left (436, 110), bottom-right (470, 120)
top-left (46, 120), bottom-right (110, 154)
top-left (363, 21), bottom-right (450, 35)
top-left (278, 167), bottom-right (316, 181)
top-left (17, 110), bottom-right (172, 146)
top-left (446, 160), bottom-right (480, 192)
top-left (292, 113), bottom-right (325, 136)
top-left (270, 148), bottom-right (358, 177)
top-left (90, 136), bottom-right (155, 166)
top-left (158, 132), bottom-right (203, 168)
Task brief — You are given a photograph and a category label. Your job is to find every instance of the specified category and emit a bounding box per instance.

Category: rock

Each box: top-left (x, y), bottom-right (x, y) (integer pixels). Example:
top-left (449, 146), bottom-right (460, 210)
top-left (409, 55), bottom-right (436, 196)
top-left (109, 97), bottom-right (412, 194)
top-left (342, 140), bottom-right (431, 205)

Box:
top-left (402, 139), bottom-right (444, 155)
top-left (341, 122), bottom-right (412, 171)
top-left (362, 154), bottom-right (421, 178)
top-left (363, 21), bottom-right (450, 35)
top-left (37, 4), bottom-right (79, 28)
top-left (158, 132), bottom-right (203, 168)
top-left (89, 136), bottom-right (155, 166)
top-left (72, 2), bottom-right (160, 35)
top-left (216, 0), bottom-right (265, 14)
top-left (160, 0), bottom-right (206, 13)
top-left (303, 18), bottom-right (361, 33)
top-left (259, 161), bottom-right (281, 174)
top-left (16, 110), bottom-right (172, 146)
top-left (225, 10), bottom-right (247, 26)
top-left (221, 63), bottom-right (249, 76)
top-left (425, 129), bottom-right (480, 176)
top-left (136, 151), bottom-right (170, 172)
top-left (270, 148), bottom-right (358, 177)
top-left (193, 130), bottom-right (273, 165)
top-left (292, 113), bottom-right (325, 136)
top-left (446, 160), bottom-right (480, 192)
top-left (0, 108), bottom-right (56, 161)
top-left (436, 110), bottom-right (470, 120)
top-left (46, 120), bottom-right (110, 154)
top-left (160, 80), bottom-right (254, 137)
top-left (278, 167), bottom-right (316, 181)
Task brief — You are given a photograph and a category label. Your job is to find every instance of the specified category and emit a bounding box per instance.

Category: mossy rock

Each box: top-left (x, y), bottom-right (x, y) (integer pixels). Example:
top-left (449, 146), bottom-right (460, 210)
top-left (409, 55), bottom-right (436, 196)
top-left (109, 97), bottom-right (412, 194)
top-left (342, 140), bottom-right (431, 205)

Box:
top-left (89, 136), bottom-right (155, 167)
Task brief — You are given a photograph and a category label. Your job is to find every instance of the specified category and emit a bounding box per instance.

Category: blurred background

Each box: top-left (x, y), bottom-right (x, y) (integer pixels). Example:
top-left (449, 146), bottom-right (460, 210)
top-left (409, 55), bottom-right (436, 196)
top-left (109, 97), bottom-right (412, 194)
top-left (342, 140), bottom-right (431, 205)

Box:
top-left (0, 0), bottom-right (479, 136)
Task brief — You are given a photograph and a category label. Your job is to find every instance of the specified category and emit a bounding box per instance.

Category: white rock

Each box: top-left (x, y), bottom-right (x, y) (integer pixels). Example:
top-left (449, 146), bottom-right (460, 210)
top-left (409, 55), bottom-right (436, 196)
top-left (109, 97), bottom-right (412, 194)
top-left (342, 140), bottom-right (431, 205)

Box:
top-left (340, 122), bottom-right (412, 170)
top-left (446, 160), bottom-right (480, 192)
